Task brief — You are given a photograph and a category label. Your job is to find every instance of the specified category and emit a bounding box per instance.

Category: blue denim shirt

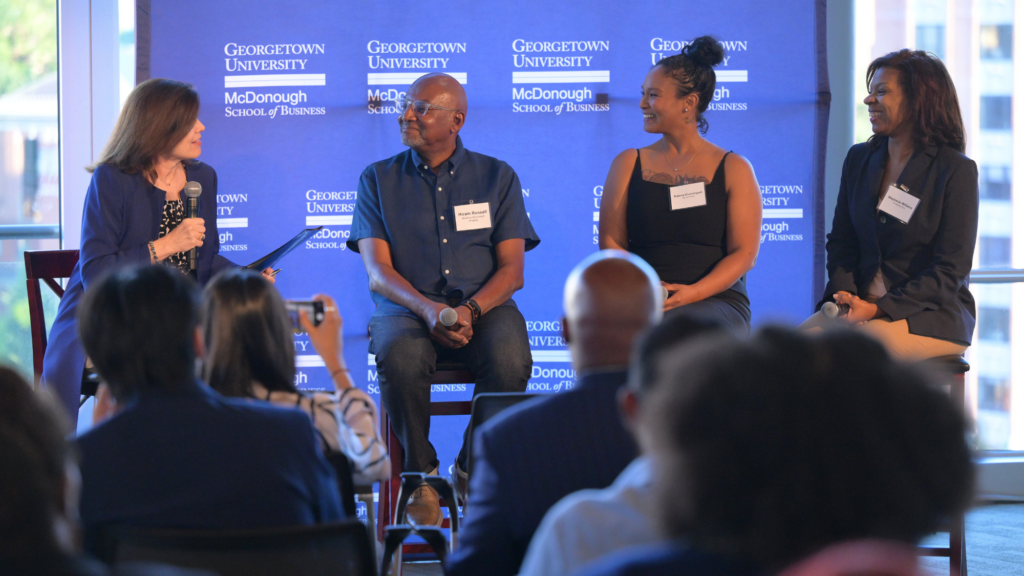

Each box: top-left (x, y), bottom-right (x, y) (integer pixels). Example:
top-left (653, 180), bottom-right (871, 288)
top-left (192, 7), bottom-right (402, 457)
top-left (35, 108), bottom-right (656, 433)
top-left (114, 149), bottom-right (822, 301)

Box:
top-left (349, 136), bottom-right (540, 317)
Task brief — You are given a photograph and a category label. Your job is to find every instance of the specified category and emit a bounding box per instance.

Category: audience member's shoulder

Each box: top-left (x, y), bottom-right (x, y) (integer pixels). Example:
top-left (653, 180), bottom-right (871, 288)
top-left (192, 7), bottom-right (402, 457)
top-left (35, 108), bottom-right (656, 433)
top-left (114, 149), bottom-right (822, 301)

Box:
top-left (568, 543), bottom-right (757, 576)
top-left (216, 392), bottom-right (311, 426)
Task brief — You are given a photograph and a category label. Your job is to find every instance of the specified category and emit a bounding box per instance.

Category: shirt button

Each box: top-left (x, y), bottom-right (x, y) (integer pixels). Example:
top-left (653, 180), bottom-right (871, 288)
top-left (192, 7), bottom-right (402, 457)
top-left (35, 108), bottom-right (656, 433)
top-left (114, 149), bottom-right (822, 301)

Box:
top-left (445, 270), bottom-right (450, 274)
top-left (440, 216), bottom-right (445, 220)
top-left (443, 239), bottom-right (448, 243)
top-left (438, 186), bottom-right (442, 191)
top-left (879, 214), bottom-right (887, 224)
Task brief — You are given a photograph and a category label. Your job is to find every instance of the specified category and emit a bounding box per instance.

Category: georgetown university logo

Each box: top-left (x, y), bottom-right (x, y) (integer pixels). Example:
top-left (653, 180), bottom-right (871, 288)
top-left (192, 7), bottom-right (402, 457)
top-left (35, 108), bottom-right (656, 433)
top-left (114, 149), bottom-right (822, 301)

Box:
top-left (511, 39), bottom-right (610, 114)
top-left (304, 189), bottom-right (356, 251)
top-left (366, 39), bottom-right (469, 114)
top-left (222, 42), bottom-right (327, 119)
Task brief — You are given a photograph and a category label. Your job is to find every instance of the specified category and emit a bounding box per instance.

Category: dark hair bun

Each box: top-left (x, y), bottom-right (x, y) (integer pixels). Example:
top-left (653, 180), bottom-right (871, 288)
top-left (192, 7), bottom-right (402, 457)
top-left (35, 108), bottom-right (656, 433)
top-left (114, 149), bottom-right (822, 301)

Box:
top-left (683, 36), bottom-right (725, 67)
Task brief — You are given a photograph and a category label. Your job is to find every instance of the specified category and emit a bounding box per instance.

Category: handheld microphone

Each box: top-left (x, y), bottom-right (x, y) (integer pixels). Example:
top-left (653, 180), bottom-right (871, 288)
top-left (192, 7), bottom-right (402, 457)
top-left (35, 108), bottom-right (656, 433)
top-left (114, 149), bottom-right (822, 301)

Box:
top-left (821, 301), bottom-right (850, 319)
top-left (184, 181), bottom-right (202, 272)
top-left (661, 285), bottom-right (669, 302)
top-left (439, 307), bottom-right (459, 328)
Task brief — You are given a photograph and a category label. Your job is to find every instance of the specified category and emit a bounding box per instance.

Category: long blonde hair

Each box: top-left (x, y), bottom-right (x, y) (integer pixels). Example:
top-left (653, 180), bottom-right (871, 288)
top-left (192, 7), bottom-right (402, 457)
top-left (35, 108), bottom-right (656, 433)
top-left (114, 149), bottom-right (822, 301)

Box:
top-left (88, 78), bottom-right (199, 182)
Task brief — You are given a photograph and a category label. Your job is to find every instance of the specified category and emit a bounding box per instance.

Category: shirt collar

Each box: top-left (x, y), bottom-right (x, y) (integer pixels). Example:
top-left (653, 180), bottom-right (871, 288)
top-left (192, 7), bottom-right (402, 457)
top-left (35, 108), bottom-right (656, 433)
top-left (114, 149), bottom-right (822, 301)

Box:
top-left (410, 135), bottom-right (466, 174)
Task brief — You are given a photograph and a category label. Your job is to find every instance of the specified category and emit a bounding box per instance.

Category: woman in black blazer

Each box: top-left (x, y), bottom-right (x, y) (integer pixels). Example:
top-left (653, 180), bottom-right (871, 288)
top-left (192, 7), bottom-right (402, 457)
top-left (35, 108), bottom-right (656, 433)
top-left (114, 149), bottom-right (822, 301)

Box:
top-left (803, 49), bottom-right (978, 360)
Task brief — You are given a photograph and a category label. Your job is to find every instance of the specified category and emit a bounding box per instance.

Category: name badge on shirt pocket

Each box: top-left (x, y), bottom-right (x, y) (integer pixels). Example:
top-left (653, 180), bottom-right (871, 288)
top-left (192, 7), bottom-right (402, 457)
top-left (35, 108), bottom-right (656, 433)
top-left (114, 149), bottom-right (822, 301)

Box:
top-left (877, 184), bottom-right (920, 224)
top-left (669, 182), bottom-right (707, 211)
top-left (454, 201), bottom-right (492, 231)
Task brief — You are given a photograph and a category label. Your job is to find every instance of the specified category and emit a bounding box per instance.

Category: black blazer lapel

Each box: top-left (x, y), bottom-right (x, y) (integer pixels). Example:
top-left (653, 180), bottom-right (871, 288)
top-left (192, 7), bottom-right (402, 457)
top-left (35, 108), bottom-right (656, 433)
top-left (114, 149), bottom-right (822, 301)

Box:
top-left (895, 146), bottom-right (939, 198)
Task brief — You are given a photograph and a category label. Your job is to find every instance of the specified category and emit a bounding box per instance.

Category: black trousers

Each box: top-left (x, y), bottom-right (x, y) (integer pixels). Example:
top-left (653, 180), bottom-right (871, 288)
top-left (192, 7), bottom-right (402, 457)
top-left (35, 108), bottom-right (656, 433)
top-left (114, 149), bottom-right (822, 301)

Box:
top-left (368, 305), bottom-right (533, 473)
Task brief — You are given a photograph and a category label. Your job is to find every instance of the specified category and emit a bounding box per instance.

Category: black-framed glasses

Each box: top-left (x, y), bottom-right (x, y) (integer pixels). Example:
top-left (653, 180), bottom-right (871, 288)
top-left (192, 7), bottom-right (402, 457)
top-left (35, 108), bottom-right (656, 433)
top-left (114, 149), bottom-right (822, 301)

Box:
top-left (397, 97), bottom-right (458, 116)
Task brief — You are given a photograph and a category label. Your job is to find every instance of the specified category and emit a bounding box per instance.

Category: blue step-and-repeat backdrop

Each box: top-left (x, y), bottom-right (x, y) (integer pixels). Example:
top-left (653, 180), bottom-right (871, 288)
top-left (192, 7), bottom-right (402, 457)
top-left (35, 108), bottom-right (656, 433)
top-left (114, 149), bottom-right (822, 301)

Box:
top-left (144, 0), bottom-right (827, 481)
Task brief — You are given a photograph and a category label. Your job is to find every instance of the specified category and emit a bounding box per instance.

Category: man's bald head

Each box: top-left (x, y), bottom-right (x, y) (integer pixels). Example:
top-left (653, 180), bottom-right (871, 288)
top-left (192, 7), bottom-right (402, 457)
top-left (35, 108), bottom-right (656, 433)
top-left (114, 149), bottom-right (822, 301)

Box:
top-left (400, 74), bottom-right (468, 157)
top-left (409, 73), bottom-right (468, 114)
top-left (562, 250), bottom-right (663, 370)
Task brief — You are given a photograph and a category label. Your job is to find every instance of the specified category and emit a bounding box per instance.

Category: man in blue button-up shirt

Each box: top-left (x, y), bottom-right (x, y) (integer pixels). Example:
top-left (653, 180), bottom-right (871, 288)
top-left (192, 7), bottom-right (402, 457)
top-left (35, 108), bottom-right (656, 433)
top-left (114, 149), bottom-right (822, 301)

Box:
top-left (348, 73), bottom-right (540, 525)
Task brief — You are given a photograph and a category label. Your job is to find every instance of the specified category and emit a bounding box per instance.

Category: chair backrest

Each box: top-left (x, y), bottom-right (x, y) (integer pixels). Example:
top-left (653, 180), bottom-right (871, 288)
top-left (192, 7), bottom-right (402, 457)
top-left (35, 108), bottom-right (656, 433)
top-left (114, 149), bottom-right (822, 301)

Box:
top-left (326, 451), bottom-right (358, 517)
top-left (112, 520), bottom-right (376, 576)
top-left (23, 250), bottom-right (79, 381)
top-left (467, 392), bottom-right (540, 479)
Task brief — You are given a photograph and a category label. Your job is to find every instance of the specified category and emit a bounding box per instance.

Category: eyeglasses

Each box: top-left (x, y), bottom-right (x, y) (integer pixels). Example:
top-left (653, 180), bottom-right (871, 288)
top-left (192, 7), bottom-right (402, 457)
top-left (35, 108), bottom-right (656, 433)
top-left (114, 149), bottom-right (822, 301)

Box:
top-left (397, 97), bottom-right (458, 117)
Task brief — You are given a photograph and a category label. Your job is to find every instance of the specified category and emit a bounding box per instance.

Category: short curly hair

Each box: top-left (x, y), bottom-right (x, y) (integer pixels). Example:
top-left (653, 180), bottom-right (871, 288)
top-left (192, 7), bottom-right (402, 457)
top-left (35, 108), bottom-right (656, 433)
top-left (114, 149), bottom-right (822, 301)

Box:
top-left (646, 326), bottom-right (974, 572)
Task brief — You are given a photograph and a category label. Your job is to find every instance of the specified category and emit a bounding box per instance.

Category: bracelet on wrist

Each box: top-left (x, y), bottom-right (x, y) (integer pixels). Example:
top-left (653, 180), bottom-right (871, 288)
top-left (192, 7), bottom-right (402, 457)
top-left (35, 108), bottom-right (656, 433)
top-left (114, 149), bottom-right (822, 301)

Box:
top-left (460, 299), bottom-right (482, 324)
top-left (329, 367), bottom-right (350, 380)
top-left (148, 241), bottom-right (159, 262)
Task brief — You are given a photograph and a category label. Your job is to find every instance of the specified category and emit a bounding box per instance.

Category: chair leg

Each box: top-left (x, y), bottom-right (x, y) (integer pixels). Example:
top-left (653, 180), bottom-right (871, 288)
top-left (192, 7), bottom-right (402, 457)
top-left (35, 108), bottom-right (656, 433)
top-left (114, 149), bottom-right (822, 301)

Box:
top-left (949, 510), bottom-right (966, 576)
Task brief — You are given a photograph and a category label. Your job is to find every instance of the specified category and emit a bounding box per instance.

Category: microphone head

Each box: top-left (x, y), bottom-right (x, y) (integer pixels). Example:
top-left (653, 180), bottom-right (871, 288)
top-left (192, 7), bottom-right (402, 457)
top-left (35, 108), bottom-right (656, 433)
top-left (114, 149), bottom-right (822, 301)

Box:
top-left (661, 285), bottom-right (669, 302)
top-left (184, 181), bottom-right (202, 199)
top-left (439, 307), bottom-right (459, 327)
top-left (821, 301), bottom-right (839, 319)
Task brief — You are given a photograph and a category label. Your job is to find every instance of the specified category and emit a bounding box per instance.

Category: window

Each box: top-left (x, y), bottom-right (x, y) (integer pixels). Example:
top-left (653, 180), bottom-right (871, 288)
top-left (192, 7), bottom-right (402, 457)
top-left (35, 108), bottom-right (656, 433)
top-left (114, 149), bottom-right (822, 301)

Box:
top-left (0, 0), bottom-right (59, 381)
top-left (979, 237), bottom-right (1012, 267)
top-left (981, 95), bottom-right (1013, 129)
top-left (981, 166), bottom-right (1012, 199)
top-left (980, 24), bottom-right (1014, 59)
top-left (978, 306), bottom-right (1011, 341)
top-left (916, 25), bottom-right (946, 59)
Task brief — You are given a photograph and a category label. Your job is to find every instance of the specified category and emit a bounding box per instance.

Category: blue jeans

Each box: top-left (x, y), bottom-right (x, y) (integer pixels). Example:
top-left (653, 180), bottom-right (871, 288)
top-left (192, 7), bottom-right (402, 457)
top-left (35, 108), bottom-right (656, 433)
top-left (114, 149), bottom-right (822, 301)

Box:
top-left (368, 305), bottom-right (532, 473)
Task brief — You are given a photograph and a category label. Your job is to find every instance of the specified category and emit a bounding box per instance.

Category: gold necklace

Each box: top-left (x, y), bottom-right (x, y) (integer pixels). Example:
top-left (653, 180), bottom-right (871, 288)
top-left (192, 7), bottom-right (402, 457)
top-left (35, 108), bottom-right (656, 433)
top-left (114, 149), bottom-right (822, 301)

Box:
top-left (660, 138), bottom-right (705, 173)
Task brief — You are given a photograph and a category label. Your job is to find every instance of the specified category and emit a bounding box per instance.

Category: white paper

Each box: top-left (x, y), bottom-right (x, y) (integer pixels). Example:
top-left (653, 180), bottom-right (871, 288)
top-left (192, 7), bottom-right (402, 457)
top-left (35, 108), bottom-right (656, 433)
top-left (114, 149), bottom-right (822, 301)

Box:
top-left (454, 202), bottom-right (492, 231)
top-left (877, 185), bottom-right (920, 224)
top-left (669, 182), bottom-right (707, 211)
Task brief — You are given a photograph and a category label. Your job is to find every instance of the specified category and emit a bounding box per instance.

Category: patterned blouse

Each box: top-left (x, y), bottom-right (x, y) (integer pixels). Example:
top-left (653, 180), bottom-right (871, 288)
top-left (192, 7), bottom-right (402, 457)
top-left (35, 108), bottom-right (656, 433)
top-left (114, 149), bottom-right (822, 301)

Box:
top-left (158, 197), bottom-right (191, 273)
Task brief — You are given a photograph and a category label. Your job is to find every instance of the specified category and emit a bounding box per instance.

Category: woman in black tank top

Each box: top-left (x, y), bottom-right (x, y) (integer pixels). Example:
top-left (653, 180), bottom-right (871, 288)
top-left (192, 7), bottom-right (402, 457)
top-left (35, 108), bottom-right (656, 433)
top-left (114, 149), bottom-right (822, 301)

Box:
top-left (598, 37), bottom-right (762, 331)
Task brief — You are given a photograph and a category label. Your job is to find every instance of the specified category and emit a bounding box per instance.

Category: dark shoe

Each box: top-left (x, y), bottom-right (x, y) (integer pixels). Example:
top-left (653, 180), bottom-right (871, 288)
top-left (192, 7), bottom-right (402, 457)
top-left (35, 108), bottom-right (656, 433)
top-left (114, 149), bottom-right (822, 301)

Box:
top-left (406, 481), bottom-right (443, 526)
top-left (450, 461), bottom-right (469, 508)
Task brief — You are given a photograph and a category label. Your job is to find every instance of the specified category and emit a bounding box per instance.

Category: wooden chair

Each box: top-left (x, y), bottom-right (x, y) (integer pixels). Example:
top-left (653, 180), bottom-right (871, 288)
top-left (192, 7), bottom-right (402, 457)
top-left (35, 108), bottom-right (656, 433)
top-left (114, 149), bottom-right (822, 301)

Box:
top-left (918, 355), bottom-right (970, 576)
top-left (24, 250), bottom-right (99, 404)
top-left (24, 249), bottom-right (78, 381)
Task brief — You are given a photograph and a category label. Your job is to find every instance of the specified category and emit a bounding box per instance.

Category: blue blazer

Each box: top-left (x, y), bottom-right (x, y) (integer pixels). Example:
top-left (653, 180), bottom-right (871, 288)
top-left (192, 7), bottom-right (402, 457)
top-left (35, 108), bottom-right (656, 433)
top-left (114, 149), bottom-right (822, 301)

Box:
top-left (446, 369), bottom-right (638, 576)
top-left (42, 162), bottom-right (233, 422)
top-left (77, 382), bottom-right (344, 555)
top-left (821, 140), bottom-right (978, 345)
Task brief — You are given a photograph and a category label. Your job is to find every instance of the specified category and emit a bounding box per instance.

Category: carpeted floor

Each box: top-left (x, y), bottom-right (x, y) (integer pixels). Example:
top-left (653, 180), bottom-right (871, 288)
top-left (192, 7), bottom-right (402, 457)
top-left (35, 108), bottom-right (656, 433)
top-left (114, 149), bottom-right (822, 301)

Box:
top-left (402, 503), bottom-right (1024, 576)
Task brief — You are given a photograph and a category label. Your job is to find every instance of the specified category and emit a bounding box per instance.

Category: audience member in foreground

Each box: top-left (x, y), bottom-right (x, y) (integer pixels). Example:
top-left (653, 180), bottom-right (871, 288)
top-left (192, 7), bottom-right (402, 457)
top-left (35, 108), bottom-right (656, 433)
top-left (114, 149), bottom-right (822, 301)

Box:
top-left (75, 265), bottom-right (343, 555)
top-left (447, 250), bottom-right (663, 576)
top-left (201, 269), bottom-right (389, 485)
top-left (571, 326), bottom-right (974, 576)
top-left (0, 366), bottom-right (211, 576)
top-left (518, 313), bottom-right (730, 576)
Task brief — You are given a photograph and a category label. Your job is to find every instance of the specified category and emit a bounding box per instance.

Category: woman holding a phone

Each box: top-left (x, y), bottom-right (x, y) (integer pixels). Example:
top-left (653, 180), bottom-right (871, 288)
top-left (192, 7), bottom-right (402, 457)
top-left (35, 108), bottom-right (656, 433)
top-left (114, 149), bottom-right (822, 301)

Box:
top-left (200, 269), bottom-right (390, 485)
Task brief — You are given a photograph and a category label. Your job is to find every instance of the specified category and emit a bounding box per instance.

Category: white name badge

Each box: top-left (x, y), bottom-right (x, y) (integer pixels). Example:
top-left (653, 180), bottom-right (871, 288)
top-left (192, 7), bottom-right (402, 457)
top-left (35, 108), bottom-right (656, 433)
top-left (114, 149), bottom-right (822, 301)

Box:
top-left (453, 202), bottom-right (492, 231)
top-left (669, 182), bottom-right (707, 211)
top-left (877, 185), bottom-right (920, 224)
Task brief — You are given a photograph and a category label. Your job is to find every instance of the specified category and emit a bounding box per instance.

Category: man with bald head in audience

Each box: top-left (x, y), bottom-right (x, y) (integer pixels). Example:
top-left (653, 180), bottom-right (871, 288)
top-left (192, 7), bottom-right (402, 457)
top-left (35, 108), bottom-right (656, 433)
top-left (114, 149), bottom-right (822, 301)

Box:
top-left (446, 250), bottom-right (663, 576)
top-left (349, 73), bottom-right (540, 525)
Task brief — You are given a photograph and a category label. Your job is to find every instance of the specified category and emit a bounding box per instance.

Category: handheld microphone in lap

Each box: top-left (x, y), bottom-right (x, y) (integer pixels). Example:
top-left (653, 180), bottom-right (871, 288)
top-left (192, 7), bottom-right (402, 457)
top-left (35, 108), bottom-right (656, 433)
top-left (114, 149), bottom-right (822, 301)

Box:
top-left (184, 181), bottom-right (202, 272)
top-left (439, 307), bottom-right (459, 327)
top-left (821, 301), bottom-right (850, 319)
